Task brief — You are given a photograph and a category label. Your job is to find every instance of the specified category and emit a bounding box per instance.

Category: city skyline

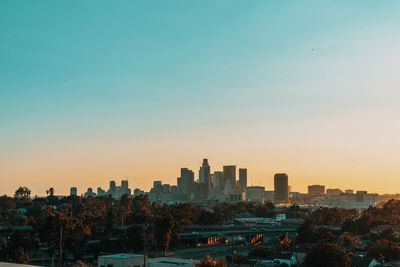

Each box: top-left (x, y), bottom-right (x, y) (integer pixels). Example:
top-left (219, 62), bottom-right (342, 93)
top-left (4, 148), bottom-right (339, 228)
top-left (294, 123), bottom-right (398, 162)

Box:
top-left (0, 157), bottom-right (389, 197)
top-left (1, 1), bottom-right (400, 196)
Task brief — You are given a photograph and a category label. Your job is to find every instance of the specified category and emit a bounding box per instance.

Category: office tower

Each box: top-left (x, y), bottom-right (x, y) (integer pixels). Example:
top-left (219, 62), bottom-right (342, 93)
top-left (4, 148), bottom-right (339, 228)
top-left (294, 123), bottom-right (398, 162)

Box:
top-left (171, 185), bottom-right (178, 193)
top-left (121, 180), bottom-right (128, 189)
top-left (84, 187), bottom-right (95, 198)
top-left (177, 177), bottom-right (184, 193)
top-left (162, 184), bottom-right (171, 193)
top-left (223, 165), bottom-right (236, 190)
top-left (181, 168), bottom-right (194, 195)
top-left (97, 187), bottom-right (105, 196)
top-left (308, 185), bottom-right (325, 196)
top-left (199, 159), bottom-right (211, 198)
top-left (134, 188), bottom-right (144, 197)
top-left (110, 180), bottom-right (116, 191)
top-left (224, 179), bottom-right (232, 196)
top-left (70, 187), bottom-right (77, 196)
top-left (121, 180), bottom-right (129, 195)
top-left (109, 180), bottom-right (117, 198)
top-left (274, 173), bottom-right (289, 203)
top-left (153, 180), bottom-right (162, 192)
top-left (213, 171), bottom-right (224, 190)
top-left (199, 159), bottom-right (211, 187)
top-left (239, 168), bottom-right (247, 192)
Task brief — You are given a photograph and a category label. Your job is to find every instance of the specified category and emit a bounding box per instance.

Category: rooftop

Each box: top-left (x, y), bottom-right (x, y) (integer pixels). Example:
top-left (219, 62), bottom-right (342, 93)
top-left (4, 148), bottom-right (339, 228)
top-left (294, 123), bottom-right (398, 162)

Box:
top-left (99, 253), bottom-right (143, 259)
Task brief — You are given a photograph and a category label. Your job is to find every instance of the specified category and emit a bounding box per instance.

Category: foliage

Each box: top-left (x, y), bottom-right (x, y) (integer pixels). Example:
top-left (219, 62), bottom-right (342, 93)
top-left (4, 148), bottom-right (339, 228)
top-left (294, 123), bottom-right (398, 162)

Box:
top-left (366, 239), bottom-right (400, 260)
top-left (303, 242), bottom-right (350, 267)
top-left (248, 246), bottom-right (276, 257)
top-left (336, 232), bottom-right (361, 252)
top-left (193, 255), bottom-right (227, 267)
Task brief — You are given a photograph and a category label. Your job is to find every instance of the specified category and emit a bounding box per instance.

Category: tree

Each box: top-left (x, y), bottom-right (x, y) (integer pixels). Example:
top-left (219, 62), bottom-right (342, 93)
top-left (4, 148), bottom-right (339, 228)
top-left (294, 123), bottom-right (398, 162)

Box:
top-left (378, 228), bottom-right (398, 241)
top-left (14, 187), bottom-right (31, 199)
top-left (46, 187), bottom-right (55, 197)
top-left (248, 246), bottom-right (276, 257)
top-left (297, 219), bottom-right (317, 243)
top-left (337, 232), bottom-right (361, 252)
top-left (303, 242), bottom-right (350, 267)
top-left (154, 214), bottom-right (175, 256)
top-left (193, 255), bottom-right (227, 267)
top-left (367, 239), bottom-right (400, 260)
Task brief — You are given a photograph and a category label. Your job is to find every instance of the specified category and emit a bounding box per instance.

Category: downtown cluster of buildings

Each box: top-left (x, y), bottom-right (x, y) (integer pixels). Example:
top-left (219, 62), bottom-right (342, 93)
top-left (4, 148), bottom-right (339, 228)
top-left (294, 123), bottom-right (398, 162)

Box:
top-left (73, 158), bottom-right (379, 210)
top-left (73, 158), bottom-right (291, 204)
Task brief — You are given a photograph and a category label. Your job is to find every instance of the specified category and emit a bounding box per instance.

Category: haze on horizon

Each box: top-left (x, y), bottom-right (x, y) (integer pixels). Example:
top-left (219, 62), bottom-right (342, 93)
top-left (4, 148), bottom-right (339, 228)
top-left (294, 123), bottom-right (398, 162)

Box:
top-left (1, 1), bottom-right (400, 196)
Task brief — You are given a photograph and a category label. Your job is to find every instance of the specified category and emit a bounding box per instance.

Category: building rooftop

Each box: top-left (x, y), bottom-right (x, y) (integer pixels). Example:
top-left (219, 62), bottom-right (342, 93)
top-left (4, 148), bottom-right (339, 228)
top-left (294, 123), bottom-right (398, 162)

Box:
top-left (99, 253), bottom-right (143, 259)
top-left (0, 264), bottom-right (39, 267)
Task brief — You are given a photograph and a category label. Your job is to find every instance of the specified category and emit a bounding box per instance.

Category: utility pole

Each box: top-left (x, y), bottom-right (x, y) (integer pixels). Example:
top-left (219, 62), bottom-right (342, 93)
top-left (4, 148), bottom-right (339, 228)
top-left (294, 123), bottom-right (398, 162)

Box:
top-left (231, 235), bottom-right (235, 267)
top-left (59, 225), bottom-right (62, 267)
top-left (143, 235), bottom-right (147, 267)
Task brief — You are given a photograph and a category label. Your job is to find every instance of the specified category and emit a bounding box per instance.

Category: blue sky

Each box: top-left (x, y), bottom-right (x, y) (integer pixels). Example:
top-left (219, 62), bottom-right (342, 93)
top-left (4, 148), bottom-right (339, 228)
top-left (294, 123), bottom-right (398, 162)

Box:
top-left (1, 1), bottom-right (400, 195)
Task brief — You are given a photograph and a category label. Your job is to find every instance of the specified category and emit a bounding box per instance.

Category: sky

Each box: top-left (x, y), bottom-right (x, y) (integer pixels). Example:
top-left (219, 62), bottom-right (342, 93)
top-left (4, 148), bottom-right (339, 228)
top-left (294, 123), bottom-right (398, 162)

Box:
top-left (1, 1), bottom-right (400, 196)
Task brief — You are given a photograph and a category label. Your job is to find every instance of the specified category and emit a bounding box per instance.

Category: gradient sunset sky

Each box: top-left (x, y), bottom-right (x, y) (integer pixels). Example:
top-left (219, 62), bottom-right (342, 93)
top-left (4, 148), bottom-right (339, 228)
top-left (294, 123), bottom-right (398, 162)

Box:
top-left (1, 1), bottom-right (400, 196)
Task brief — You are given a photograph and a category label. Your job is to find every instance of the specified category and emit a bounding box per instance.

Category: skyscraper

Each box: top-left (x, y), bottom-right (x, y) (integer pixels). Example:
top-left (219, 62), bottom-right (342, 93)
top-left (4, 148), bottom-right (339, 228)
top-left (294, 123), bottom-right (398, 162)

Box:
top-left (199, 159), bottom-right (211, 197)
top-left (121, 180), bottom-right (129, 195)
top-left (70, 187), bottom-right (77, 196)
top-left (223, 165), bottom-right (236, 190)
top-left (199, 158), bottom-right (211, 186)
top-left (239, 168), bottom-right (247, 192)
top-left (109, 180), bottom-right (117, 198)
top-left (181, 168), bottom-right (194, 195)
top-left (274, 173), bottom-right (289, 203)
top-left (213, 171), bottom-right (224, 190)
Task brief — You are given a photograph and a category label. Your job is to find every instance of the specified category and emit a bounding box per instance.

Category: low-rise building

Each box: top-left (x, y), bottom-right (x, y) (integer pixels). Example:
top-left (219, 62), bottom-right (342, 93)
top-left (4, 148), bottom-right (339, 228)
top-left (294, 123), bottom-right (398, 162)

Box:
top-left (245, 186), bottom-right (265, 202)
top-left (98, 254), bottom-right (144, 267)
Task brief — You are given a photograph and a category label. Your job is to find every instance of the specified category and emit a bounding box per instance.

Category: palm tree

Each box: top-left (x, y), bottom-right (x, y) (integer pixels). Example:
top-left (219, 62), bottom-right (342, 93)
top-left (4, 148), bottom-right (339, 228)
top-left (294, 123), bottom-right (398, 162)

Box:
top-left (46, 188), bottom-right (55, 197)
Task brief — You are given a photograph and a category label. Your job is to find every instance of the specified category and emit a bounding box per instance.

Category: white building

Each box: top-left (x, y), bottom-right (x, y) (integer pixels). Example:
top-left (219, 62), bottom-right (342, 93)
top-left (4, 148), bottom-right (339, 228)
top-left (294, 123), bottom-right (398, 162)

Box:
top-left (98, 254), bottom-right (144, 267)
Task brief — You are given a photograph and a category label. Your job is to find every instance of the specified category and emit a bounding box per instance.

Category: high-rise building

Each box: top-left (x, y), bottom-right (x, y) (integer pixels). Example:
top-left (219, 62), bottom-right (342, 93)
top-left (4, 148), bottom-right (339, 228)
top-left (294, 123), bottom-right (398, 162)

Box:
top-left (177, 177), bottom-right (184, 193)
top-left (121, 180), bottom-right (128, 189)
top-left (274, 173), bottom-right (289, 203)
top-left (213, 171), bottom-right (224, 190)
top-left (109, 180), bottom-right (117, 198)
top-left (199, 159), bottom-right (211, 187)
top-left (224, 179), bottom-right (232, 196)
top-left (181, 168), bottom-right (194, 195)
top-left (121, 180), bottom-right (129, 195)
top-left (199, 159), bottom-right (211, 198)
top-left (308, 185), bottom-right (325, 196)
top-left (97, 187), bottom-right (105, 196)
top-left (223, 165), bottom-right (236, 190)
top-left (70, 187), bottom-right (77, 196)
top-left (153, 180), bottom-right (163, 192)
top-left (239, 168), bottom-right (247, 192)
